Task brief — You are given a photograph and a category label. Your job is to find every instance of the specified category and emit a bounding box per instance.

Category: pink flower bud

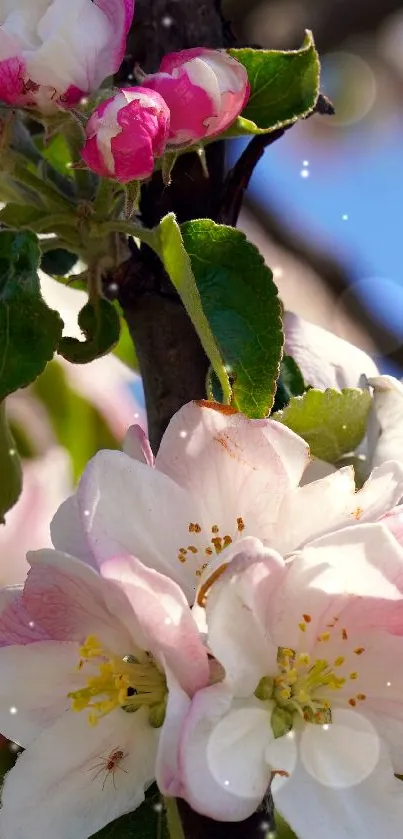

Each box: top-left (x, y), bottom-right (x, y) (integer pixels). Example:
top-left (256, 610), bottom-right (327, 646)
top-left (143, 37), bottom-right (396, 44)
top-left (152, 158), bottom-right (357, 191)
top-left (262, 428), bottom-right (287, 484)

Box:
top-left (81, 88), bottom-right (170, 182)
top-left (142, 48), bottom-right (250, 145)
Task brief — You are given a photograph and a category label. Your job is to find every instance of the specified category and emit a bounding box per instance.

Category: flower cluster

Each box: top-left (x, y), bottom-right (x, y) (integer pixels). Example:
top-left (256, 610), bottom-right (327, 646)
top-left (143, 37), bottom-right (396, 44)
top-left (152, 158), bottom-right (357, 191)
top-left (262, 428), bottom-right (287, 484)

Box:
top-left (1, 391), bottom-right (403, 839)
top-left (0, 2), bottom-right (249, 184)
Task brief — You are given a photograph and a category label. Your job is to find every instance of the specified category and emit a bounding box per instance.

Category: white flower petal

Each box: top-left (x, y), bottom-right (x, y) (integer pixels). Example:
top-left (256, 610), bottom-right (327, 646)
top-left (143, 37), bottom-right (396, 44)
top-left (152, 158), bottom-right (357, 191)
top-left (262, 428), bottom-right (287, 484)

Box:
top-left (204, 539), bottom-right (285, 695)
top-left (368, 376), bottom-right (403, 470)
top-left (156, 665), bottom-right (190, 797)
top-left (50, 494), bottom-right (95, 566)
top-left (180, 683), bottom-right (273, 821)
top-left (0, 640), bottom-right (79, 746)
top-left (284, 312), bottom-right (379, 390)
top-left (0, 706), bottom-right (158, 839)
top-left (77, 450), bottom-right (197, 598)
top-left (274, 712), bottom-right (403, 839)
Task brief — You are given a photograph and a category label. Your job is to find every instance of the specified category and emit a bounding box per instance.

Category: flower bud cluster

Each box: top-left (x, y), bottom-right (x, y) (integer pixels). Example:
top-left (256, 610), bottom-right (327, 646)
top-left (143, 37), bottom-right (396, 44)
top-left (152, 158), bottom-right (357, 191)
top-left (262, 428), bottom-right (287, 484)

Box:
top-left (81, 49), bottom-right (250, 183)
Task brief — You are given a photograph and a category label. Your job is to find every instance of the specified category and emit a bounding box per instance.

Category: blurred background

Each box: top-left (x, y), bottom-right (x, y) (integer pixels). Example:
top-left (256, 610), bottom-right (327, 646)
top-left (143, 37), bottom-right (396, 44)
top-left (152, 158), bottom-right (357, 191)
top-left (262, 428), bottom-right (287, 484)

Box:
top-left (225, 0), bottom-right (403, 373)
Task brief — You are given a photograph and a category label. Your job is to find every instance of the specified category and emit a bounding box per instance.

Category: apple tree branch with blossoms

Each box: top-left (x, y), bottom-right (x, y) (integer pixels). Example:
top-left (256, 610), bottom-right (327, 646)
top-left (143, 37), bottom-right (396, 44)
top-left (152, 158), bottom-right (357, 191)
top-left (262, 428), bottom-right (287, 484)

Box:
top-left (0, 2), bottom-right (403, 839)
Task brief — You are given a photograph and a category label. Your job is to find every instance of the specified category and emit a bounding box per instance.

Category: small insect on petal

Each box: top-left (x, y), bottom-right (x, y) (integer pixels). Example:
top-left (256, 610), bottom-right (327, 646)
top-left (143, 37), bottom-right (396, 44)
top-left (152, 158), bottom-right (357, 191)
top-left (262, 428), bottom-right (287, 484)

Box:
top-left (88, 747), bottom-right (128, 791)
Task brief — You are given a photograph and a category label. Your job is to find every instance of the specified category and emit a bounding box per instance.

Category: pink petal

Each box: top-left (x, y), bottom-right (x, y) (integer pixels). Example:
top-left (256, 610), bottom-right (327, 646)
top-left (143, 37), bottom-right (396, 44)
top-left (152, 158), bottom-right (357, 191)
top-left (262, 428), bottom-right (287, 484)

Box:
top-left (143, 70), bottom-right (216, 144)
top-left (0, 587), bottom-right (50, 647)
top-left (23, 550), bottom-right (134, 654)
top-left (101, 554), bottom-right (209, 695)
top-left (93, 0), bottom-right (135, 80)
top-left (271, 523), bottom-right (403, 652)
top-left (0, 55), bottom-right (26, 106)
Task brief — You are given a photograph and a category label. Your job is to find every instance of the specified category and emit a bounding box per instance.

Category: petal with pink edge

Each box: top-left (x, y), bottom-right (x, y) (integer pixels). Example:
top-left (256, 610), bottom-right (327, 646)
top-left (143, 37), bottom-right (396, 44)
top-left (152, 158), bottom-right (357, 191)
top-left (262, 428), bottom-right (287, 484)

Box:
top-left (0, 705), bottom-right (158, 839)
top-left (24, 550), bottom-right (135, 654)
top-left (123, 425), bottom-right (154, 466)
top-left (156, 665), bottom-right (190, 797)
top-left (0, 586), bottom-right (50, 647)
top-left (269, 523), bottom-right (403, 652)
top-left (101, 554), bottom-right (209, 695)
top-left (93, 0), bottom-right (135, 81)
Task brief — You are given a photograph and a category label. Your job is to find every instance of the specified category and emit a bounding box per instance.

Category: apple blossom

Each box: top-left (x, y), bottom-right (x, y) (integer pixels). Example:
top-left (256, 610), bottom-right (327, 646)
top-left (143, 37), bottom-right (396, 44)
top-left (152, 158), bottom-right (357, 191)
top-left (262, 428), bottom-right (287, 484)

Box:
top-left (50, 400), bottom-right (403, 604)
top-left (0, 0), bottom-right (134, 110)
top-left (81, 87), bottom-right (170, 182)
top-left (179, 534), bottom-right (403, 838)
top-left (0, 549), bottom-right (209, 839)
top-left (142, 48), bottom-right (250, 145)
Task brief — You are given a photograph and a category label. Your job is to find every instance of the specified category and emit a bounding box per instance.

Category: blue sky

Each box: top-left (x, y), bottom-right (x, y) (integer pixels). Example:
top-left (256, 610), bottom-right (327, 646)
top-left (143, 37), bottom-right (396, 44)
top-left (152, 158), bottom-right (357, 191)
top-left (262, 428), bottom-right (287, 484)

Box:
top-left (241, 117), bottom-right (403, 359)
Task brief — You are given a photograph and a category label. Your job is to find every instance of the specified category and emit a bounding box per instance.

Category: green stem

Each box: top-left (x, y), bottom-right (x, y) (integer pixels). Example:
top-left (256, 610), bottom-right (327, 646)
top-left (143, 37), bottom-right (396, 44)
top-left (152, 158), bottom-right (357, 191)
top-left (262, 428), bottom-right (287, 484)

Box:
top-left (164, 797), bottom-right (186, 839)
top-left (90, 219), bottom-right (160, 253)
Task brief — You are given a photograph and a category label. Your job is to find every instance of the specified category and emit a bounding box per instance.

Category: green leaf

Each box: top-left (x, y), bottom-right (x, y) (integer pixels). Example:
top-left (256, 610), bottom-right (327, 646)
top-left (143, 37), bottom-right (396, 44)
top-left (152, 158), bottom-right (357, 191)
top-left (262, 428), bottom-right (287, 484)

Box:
top-left (0, 204), bottom-right (48, 230)
top-left (274, 812), bottom-right (299, 838)
top-left (35, 132), bottom-right (73, 179)
top-left (57, 298), bottom-right (120, 364)
top-left (157, 213), bottom-right (231, 405)
top-left (0, 230), bottom-right (63, 400)
top-left (271, 354), bottom-right (307, 414)
top-left (272, 388), bottom-right (372, 463)
top-left (90, 784), bottom-right (168, 839)
top-left (0, 401), bottom-right (22, 521)
top-left (228, 31), bottom-right (320, 135)
top-left (181, 219), bottom-right (283, 417)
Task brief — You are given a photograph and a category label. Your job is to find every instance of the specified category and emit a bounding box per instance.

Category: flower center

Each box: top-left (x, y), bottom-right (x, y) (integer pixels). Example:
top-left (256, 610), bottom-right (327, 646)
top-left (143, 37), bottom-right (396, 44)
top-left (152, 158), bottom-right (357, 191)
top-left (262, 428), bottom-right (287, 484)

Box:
top-left (255, 647), bottom-right (346, 736)
top-left (177, 516), bottom-right (246, 578)
top-left (255, 615), bottom-right (367, 739)
top-left (68, 635), bottom-right (167, 728)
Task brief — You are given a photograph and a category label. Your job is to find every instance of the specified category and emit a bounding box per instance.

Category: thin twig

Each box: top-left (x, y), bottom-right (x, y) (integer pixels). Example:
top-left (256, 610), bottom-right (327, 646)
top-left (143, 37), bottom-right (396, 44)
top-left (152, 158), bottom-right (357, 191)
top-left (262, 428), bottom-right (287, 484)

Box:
top-left (218, 94), bottom-right (335, 227)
